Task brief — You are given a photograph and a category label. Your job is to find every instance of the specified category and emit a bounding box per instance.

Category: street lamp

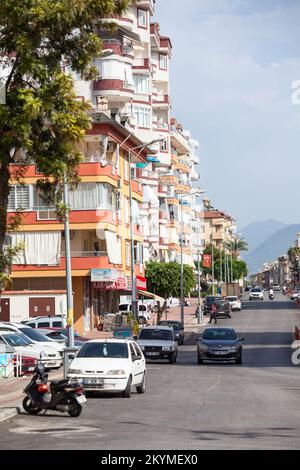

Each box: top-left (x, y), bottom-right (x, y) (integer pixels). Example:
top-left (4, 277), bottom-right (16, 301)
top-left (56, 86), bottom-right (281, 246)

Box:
top-left (196, 193), bottom-right (206, 324)
top-left (179, 189), bottom-right (206, 328)
top-left (128, 137), bottom-right (165, 322)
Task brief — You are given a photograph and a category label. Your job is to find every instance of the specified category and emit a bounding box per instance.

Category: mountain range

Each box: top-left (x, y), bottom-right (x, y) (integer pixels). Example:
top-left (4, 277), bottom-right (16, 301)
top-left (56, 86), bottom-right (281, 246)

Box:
top-left (241, 220), bottom-right (300, 274)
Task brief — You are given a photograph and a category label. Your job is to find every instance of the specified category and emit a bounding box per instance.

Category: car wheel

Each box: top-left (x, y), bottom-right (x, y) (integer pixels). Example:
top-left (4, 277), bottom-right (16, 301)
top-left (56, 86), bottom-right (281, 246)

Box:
top-left (123, 376), bottom-right (132, 398)
top-left (197, 355), bottom-right (203, 365)
top-left (136, 373), bottom-right (146, 394)
top-left (235, 354), bottom-right (242, 365)
top-left (169, 352), bottom-right (175, 364)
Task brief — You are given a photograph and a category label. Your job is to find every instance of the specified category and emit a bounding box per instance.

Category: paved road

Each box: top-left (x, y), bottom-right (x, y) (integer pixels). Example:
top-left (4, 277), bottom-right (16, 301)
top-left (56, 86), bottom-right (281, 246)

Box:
top-left (1, 294), bottom-right (300, 450)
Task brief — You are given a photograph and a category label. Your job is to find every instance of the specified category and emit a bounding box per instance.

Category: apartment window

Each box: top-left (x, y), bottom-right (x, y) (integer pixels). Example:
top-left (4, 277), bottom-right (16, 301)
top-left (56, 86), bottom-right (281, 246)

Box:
top-left (137, 9), bottom-right (147, 28)
top-left (133, 74), bottom-right (150, 94)
top-left (133, 106), bottom-right (151, 128)
top-left (8, 185), bottom-right (30, 211)
top-left (124, 197), bottom-right (130, 224)
top-left (160, 139), bottom-right (168, 152)
top-left (159, 54), bottom-right (168, 70)
top-left (125, 241), bottom-right (131, 266)
top-left (67, 183), bottom-right (116, 211)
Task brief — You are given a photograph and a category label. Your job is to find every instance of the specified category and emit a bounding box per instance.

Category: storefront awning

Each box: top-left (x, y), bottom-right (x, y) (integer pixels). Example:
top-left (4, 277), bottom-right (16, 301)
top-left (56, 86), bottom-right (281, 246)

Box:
top-left (137, 290), bottom-right (165, 304)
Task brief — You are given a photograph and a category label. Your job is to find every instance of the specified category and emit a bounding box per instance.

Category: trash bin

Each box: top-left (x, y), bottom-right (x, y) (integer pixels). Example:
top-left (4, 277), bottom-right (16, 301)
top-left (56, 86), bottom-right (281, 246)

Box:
top-left (63, 347), bottom-right (79, 379)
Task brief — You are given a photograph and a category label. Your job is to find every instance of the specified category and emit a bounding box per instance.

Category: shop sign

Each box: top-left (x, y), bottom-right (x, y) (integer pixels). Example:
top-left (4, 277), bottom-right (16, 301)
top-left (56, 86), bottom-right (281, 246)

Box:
top-left (91, 269), bottom-right (118, 283)
top-left (136, 275), bottom-right (147, 291)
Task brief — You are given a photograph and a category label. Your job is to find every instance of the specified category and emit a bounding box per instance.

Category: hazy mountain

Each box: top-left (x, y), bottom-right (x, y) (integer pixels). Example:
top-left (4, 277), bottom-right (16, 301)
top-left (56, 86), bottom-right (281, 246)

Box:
top-left (245, 224), bottom-right (300, 274)
top-left (242, 219), bottom-right (287, 252)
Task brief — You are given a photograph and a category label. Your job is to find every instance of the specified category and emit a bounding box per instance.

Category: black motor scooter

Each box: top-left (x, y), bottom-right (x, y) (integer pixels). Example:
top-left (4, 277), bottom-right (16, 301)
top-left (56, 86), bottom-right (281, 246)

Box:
top-left (22, 363), bottom-right (86, 417)
top-left (269, 293), bottom-right (274, 300)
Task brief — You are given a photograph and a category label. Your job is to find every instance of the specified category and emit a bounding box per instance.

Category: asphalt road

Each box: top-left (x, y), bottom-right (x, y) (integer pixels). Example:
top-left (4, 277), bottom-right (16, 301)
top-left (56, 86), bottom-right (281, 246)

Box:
top-left (1, 294), bottom-right (300, 450)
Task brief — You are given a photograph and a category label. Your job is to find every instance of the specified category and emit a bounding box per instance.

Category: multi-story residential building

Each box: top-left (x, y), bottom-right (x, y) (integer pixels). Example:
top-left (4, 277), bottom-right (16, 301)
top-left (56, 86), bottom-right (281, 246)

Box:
top-left (202, 198), bottom-right (235, 250)
top-left (1, 0), bottom-right (202, 332)
top-left (3, 115), bottom-right (150, 334)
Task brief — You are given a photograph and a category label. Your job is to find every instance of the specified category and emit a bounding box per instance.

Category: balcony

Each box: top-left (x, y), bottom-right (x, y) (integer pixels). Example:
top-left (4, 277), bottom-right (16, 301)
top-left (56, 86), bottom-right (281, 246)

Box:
top-left (175, 183), bottom-right (191, 195)
top-left (159, 237), bottom-right (168, 247)
top-left (160, 174), bottom-right (179, 186)
top-left (171, 154), bottom-right (178, 165)
top-left (170, 127), bottom-right (191, 154)
top-left (152, 94), bottom-right (170, 109)
top-left (174, 158), bottom-right (190, 174)
top-left (93, 79), bottom-right (134, 101)
top-left (158, 184), bottom-right (168, 196)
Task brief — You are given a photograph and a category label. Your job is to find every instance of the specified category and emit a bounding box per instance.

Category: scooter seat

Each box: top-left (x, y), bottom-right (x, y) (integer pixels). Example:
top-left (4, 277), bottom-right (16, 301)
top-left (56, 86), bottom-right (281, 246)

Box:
top-left (50, 379), bottom-right (70, 389)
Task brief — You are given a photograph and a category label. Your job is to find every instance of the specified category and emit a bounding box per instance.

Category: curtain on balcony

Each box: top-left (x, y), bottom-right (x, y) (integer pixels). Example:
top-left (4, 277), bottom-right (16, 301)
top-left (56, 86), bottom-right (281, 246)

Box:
top-left (105, 231), bottom-right (122, 265)
top-left (168, 228), bottom-right (179, 244)
top-left (11, 232), bottom-right (61, 265)
top-left (143, 185), bottom-right (159, 207)
top-left (68, 183), bottom-right (114, 210)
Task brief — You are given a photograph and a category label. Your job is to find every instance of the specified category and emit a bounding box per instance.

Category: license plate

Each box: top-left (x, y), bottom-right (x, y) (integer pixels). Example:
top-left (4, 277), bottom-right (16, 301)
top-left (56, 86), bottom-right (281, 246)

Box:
top-left (146, 352), bottom-right (160, 356)
top-left (214, 351), bottom-right (227, 355)
top-left (46, 362), bottom-right (57, 366)
top-left (28, 367), bottom-right (35, 371)
top-left (84, 378), bottom-right (104, 385)
top-left (76, 395), bottom-right (87, 404)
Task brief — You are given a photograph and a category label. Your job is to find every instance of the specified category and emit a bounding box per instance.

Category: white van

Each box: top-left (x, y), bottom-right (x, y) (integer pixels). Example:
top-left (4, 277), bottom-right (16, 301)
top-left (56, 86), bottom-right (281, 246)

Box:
top-left (22, 316), bottom-right (67, 329)
top-left (118, 303), bottom-right (152, 324)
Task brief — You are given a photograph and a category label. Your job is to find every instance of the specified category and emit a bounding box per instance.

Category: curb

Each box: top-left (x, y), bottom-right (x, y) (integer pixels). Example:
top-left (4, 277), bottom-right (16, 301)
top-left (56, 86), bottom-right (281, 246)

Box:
top-left (0, 407), bottom-right (19, 424)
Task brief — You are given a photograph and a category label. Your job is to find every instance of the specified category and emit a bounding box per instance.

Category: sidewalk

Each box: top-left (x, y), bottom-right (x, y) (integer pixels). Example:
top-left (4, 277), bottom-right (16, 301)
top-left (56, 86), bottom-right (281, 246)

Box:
top-left (0, 369), bottom-right (63, 423)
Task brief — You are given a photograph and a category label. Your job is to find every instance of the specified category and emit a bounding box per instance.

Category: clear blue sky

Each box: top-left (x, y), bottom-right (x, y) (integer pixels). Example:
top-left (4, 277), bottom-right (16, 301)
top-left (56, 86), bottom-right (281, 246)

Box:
top-left (155, 0), bottom-right (300, 228)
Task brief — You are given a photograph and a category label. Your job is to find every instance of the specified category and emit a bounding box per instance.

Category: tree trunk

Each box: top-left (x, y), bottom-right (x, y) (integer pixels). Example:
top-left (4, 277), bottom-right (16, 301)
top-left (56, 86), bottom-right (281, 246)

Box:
top-left (0, 158), bottom-right (10, 258)
top-left (156, 300), bottom-right (167, 324)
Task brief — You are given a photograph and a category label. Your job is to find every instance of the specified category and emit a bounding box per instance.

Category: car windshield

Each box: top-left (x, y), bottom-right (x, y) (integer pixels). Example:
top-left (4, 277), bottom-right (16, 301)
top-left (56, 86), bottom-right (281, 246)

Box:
top-left (77, 342), bottom-right (128, 358)
top-left (158, 322), bottom-right (182, 331)
top-left (203, 329), bottom-right (237, 341)
top-left (119, 305), bottom-right (129, 311)
top-left (138, 329), bottom-right (173, 341)
top-left (19, 327), bottom-right (52, 342)
top-left (1, 333), bottom-right (31, 347)
top-left (251, 288), bottom-right (261, 292)
top-left (226, 297), bottom-right (237, 301)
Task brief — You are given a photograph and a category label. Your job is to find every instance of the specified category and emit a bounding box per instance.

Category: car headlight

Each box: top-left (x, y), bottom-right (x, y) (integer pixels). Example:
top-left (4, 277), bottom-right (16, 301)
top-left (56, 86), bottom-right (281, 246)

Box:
top-left (228, 346), bottom-right (238, 352)
top-left (107, 370), bottom-right (126, 375)
top-left (162, 346), bottom-right (172, 351)
top-left (139, 345), bottom-right (145, 350)
top-left (199, 343), bottom-right (209, 350)
top-left (68, 369), bottom-right (82, 374)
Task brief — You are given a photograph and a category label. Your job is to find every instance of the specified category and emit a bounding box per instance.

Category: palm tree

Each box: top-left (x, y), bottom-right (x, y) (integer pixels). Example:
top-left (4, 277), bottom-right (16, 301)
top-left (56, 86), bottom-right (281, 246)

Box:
top-left (225, 237), bottom-right (248, 258)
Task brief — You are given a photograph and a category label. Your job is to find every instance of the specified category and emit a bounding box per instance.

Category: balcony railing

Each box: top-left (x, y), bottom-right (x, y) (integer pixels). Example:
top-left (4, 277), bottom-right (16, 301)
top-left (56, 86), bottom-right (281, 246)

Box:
top-left (61, 251), bottom-right (108, 258)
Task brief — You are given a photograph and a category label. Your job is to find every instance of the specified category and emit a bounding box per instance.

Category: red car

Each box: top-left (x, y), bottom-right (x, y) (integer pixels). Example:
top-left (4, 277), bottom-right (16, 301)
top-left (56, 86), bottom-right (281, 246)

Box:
top-left (14, 355), bottom-right (37, 377)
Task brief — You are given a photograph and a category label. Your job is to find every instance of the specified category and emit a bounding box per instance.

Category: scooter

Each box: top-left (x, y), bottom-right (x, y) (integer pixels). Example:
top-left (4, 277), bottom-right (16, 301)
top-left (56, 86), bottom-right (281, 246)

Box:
top-left (22, 362), bottom-right (86, 417)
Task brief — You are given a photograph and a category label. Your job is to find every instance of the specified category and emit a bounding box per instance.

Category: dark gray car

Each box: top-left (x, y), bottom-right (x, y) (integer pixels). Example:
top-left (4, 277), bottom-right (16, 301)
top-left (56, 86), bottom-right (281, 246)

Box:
top-left (197, 327), bottom-right (244, 364)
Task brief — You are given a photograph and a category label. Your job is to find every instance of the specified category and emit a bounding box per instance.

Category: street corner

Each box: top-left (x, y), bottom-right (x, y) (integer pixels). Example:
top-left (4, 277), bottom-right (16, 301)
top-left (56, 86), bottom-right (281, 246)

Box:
top-left (0, 407), bottom-right (19, 424)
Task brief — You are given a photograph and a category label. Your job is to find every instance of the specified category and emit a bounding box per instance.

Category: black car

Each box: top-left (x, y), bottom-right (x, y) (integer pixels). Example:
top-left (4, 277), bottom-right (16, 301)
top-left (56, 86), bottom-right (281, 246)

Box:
top-left (213, 299), bottom-right (232, 319)
top-left (157, 320), bottom-right (184, 345)
top-left (197, 327), bottom-right (244, 364)
top-left (203, 295), bottom-right (222, 315)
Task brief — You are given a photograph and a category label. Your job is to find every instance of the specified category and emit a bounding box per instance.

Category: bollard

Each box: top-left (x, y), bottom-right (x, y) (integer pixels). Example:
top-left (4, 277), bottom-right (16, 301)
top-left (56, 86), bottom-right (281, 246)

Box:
top-left (63, 347), bottom-right (79, 379)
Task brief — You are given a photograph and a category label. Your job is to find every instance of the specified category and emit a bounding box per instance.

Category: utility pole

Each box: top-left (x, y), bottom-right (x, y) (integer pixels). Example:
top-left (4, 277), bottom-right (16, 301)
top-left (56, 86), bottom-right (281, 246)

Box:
top-left (211, 235), bottom-right (215, 295)
top-left (63, 177), bottom-right (74, 348)
top-left (196, 217), bottom-right (202, 324)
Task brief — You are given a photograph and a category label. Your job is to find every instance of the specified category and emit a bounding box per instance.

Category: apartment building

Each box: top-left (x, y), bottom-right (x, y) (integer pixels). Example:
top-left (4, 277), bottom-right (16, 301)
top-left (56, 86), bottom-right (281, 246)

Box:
top-left (3, 116), bottom-right (150, 334)
top-left (202, 198), bottom-right (236, 250)
top-left (2, 0), bottom-right (202, 332)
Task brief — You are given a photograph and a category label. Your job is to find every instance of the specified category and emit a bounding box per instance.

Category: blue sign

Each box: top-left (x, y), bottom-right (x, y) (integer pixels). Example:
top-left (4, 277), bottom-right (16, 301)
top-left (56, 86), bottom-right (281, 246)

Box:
top-left (91, 268), bottom-right (118, 282)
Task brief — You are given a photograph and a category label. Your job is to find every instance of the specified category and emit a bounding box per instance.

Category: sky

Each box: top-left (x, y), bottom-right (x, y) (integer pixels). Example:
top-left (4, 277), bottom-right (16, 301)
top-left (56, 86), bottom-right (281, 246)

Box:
top-left (155, 0), bottom-right (300, 229)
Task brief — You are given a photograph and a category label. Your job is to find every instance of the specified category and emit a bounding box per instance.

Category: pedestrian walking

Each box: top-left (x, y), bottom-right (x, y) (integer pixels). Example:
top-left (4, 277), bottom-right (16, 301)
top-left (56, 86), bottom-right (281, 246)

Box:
top-left (209, 302), bottom-right (218, 325)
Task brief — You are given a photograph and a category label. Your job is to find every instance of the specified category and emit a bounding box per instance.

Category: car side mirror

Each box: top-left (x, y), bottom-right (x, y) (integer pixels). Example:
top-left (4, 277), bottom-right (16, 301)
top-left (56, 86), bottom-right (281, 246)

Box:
top-left (68, 353), bottom-right (76, 359)
top-left (239, 338), bottom-right (245, 342)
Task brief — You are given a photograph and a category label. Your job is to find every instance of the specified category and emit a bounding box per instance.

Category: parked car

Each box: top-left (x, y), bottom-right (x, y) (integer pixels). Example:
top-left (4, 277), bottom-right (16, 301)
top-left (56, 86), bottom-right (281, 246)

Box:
top-left (118, 303), bottom-right (152, 324)
top-left (271, 284), bottom-right (281, 292)
top-left (249, 288), bottom-right (264, 301)
top-left (36, 328), bottom-right (88, 347)
top-left (213, 299), bottom-right (232, 319)
top-left (197, 327), bottom-right (244, 364)
top-left (0, 322), bottom-right (64, 356)
top-left (67, 339), bottom-right (146, 398)
top-left (203, 295), bottom-right (222, 315)
top-left (157, 320), bottom-right (184, 345)
top-left (13, 355), bottom-right (37, 376)
top-left (0, 331), bottom-right (61, 369)
top-left (225, 296), bottom-right (242, 311)
top-left (22, 315), bottom-right (67, 329)
top-left (137, 326), bottom-right (178, 363)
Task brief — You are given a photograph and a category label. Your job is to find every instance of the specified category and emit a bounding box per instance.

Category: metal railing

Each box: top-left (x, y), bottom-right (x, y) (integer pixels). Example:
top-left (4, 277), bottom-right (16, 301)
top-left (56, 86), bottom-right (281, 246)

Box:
top-left (61, 251), bottom-right (108, 258)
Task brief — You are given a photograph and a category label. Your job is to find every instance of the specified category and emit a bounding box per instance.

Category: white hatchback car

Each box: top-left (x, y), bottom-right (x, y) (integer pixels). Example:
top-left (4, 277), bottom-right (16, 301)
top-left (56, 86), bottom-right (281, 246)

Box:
top-left (67, 339), bottom-right (146, 398)
top-left (225, 296), bottom-right (242, 311)
top-left (249, 288), bottom-right (264, 301)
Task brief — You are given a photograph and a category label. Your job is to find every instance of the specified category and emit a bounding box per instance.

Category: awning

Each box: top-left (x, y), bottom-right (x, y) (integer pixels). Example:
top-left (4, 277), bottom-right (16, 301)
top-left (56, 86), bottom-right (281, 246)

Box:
top-left (137, 290), bottom-right (165, 304)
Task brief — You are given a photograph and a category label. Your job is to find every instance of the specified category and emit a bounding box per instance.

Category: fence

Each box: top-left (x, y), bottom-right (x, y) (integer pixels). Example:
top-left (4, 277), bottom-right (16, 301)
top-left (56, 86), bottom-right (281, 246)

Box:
top-left (0, 352), bottom-right (37, 379)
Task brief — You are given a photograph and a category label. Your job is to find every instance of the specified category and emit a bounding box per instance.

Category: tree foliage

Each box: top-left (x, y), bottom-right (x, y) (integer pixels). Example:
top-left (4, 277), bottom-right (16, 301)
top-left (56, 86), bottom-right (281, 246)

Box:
top-left (200, 244), bottom-right (248, 281)
top-left (146, 262), bottom-right (196, 299)
top-left (0, 0), bottom-right (131, 286)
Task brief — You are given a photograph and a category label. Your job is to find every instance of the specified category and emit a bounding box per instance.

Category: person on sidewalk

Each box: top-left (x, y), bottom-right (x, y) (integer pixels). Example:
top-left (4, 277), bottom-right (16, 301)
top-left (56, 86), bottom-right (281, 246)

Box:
top-left (208, 302), bottom-right (218, 325)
